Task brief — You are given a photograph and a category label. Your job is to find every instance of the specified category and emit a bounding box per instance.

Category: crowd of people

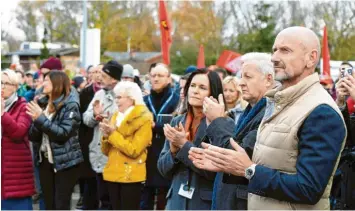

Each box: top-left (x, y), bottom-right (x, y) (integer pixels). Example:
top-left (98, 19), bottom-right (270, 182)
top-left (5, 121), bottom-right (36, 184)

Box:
top-left (1, 26), bottom-right (355, 210)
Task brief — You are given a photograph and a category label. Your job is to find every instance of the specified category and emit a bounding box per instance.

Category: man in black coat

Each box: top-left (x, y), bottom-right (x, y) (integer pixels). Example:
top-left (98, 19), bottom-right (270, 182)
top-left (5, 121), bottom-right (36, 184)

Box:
top-left (141, 63), bottom-right (180, 210)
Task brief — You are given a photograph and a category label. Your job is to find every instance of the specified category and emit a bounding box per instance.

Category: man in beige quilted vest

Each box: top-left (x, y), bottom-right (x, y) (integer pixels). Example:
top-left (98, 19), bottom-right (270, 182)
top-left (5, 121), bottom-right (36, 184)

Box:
top-left (189, 26), bottom-right (347, 210)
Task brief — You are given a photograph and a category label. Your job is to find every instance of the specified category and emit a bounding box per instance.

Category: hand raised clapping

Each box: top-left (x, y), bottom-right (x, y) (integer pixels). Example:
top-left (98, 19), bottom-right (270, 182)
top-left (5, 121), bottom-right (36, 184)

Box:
top-left (26, 101), bottom-right (43, 120)
top-left (163, 122), bottom-right (189, 149)
top-left (99, 118), bottom-right (115, 138)
top-left (189, 139), bottom-right (254, 177)
top-left (203, 94), bottom-right (225, 126)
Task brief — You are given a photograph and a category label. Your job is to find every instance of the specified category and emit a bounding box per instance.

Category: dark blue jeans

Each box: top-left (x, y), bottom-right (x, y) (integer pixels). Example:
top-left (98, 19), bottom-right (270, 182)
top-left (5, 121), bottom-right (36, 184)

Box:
top-left (2, 197), bottom-right (33, 210)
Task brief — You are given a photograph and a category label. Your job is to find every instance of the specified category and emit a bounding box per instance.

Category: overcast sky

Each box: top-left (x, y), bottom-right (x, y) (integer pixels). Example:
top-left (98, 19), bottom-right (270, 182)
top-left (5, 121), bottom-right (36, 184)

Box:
top-left (0, 0), bottom-right (235, 42)
top-left (0, 0), bottom-right (331, 43)
top-left (1, 0), bottom-right (26, 40)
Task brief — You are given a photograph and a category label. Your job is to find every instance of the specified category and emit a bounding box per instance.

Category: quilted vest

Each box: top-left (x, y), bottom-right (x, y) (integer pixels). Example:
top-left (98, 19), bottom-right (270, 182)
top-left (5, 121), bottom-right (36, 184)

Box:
top-left (248, 73), bottom-right (346, 210)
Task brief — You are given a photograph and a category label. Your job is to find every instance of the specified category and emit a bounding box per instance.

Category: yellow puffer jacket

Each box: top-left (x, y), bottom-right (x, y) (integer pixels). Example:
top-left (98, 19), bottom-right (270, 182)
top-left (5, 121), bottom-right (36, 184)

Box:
top-left (101, 105), bottom-right (153, 183)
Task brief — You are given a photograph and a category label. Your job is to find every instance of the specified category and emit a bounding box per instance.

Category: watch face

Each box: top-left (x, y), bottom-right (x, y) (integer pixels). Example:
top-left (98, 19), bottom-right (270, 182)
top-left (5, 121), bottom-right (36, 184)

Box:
top-left (247, 169), bottom-right (253, 176)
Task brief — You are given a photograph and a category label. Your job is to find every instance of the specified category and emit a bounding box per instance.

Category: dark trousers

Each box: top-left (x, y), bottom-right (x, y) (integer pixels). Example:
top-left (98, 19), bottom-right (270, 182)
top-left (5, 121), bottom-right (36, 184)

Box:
top-left (107, 181), bottom-right (143, 210)
top-left (79, 178), bottom-right (85, 196)
top-left (140, 186), bottom-right (168, 210)
top-left (39, 155), bottom-right (80, 210)
top-left (96, 173), bottom-right (112, 210)
top-left (82, 177), bottom-right (99, 210)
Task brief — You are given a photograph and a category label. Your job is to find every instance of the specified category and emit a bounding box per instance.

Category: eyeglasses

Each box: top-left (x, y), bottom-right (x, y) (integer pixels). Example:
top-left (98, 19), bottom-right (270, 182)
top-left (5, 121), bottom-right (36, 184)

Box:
top-left (1, 82), bottom-right (15, 87)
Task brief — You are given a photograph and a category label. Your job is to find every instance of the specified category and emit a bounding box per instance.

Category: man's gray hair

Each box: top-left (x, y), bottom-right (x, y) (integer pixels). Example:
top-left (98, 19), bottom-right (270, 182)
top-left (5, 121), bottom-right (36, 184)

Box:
top-left (113, 81), bottom-right (145, 105)
top-left (241, 52), bottom-right (275, 79)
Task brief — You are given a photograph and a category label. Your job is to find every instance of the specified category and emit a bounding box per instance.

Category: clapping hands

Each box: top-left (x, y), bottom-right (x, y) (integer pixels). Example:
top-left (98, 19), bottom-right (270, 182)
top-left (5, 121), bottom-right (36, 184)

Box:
top-left (99, 118), bottom-right (115, 138)
top-left (26, 101), bottom-right (43, 120)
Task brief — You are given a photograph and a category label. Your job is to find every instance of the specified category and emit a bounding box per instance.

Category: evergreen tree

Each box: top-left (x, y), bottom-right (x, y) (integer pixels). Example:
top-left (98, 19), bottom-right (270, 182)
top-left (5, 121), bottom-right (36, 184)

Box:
top-left (40, 28), bottom-right (50, 60)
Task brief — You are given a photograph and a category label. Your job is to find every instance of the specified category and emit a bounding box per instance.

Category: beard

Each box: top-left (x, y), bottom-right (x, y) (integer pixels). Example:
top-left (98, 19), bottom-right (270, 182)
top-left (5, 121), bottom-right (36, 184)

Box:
top-left (275, 71), bottom-right (292, 82)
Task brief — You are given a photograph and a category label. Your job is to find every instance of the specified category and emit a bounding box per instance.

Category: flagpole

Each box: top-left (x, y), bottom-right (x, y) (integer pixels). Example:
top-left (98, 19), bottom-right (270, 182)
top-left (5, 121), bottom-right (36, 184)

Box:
top-left (82, 0), bottom-right (87, 69)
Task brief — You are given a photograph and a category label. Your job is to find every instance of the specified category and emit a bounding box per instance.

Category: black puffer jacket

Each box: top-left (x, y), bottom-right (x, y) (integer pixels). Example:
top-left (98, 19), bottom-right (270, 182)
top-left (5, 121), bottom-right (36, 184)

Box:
top-left (29, 91), bottom-right (83, 171)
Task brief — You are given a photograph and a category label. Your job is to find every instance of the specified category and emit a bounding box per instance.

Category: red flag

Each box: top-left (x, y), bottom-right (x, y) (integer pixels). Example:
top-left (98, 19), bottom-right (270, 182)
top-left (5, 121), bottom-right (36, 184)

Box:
top-left (197, 45), bottom-right (205, 68)
top-left (322, 26), bottom-right (331, 77)
top-left (159, 0), bottom-right (172, 65)
top-left (216, 50), bottom-right (242, 73)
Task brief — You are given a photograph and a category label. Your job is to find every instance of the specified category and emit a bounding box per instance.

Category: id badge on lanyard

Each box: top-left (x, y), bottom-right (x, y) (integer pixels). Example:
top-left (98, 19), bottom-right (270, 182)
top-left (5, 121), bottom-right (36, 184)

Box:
top-left (178, 170), bottom-right (195, 199)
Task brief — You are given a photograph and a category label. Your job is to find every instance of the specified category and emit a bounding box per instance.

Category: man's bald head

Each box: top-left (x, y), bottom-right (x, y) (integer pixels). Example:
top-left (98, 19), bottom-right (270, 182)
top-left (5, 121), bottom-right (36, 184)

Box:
top-left (277, 26), bottom-right (321, 63)
top-left (272, 27), bottom-right (321, 89)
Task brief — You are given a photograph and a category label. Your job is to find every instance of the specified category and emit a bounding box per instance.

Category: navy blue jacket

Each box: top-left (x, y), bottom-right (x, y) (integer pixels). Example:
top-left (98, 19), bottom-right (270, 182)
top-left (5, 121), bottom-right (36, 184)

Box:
top-left (144, 85), bottom-right (180, 187)
top-left (206, 98), bottom-right (266, 210)
top-left (247, 104), bottom-right (346, 205)
top-left (29, 91), bottom-right (84, 171)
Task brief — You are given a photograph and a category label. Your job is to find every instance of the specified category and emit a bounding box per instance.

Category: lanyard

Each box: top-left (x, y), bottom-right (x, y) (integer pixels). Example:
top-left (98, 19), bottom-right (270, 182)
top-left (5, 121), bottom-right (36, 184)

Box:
top-left (148, 92), bottom-right (174, 121)
top-left (186, 169), bottom-right (192, 189)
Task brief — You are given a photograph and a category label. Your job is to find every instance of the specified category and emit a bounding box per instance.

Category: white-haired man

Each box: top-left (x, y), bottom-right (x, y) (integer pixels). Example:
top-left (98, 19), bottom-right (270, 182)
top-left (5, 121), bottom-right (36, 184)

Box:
top-left (188, 52), bottom-right (276, 209)
top-left (190, 27), bottom-right (346, 210)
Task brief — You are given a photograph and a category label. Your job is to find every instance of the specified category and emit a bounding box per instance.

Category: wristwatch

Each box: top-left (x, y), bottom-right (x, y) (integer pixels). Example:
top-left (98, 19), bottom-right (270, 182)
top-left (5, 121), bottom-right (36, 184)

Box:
top-left (245, 164), bottom-right (257, 180)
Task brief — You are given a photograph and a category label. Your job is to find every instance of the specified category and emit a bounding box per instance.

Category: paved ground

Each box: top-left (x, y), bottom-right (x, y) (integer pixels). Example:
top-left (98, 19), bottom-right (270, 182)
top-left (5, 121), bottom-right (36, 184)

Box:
top-left (32, 184), bottom-right (160, 210)
top-left (33, 184), bottom-right (81, 210)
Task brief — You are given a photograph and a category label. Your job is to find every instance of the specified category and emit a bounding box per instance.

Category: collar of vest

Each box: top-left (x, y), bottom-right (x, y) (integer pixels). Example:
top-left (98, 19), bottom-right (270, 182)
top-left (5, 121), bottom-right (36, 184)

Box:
top-left (265, 73), bottom-right (320, 105)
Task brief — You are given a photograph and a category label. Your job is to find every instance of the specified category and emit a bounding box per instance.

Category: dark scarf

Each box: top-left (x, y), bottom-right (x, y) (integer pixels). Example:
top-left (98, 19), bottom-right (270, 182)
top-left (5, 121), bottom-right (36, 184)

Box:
top-left (233, 97), bottom-right (266, 136)
top-left (150, 85), bottom-right (171, 112)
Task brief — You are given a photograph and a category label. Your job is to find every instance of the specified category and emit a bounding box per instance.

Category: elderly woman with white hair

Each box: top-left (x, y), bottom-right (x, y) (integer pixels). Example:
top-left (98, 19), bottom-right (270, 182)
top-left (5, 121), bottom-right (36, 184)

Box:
top-left (189, 52), bottom-right (276, 210)
top-left (1, 70), bottom-right (35, 210)
top-left (99, 81), bottom-right (153, 210)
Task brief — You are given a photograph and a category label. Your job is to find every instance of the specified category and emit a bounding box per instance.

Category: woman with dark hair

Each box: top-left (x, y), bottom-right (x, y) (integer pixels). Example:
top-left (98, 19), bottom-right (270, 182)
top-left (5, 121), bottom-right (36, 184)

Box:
top-left (27, 70), bottom-right (84, 210)
top-left (157, 68), bottom-right (229, 210)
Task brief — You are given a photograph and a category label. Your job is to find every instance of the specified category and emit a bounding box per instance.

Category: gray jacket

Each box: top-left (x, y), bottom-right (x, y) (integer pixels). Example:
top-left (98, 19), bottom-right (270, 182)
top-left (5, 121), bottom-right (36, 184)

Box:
top-left (157, 114), bottom-right (221, 210)
top-left (83, 89), bottom-right (117, 173)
